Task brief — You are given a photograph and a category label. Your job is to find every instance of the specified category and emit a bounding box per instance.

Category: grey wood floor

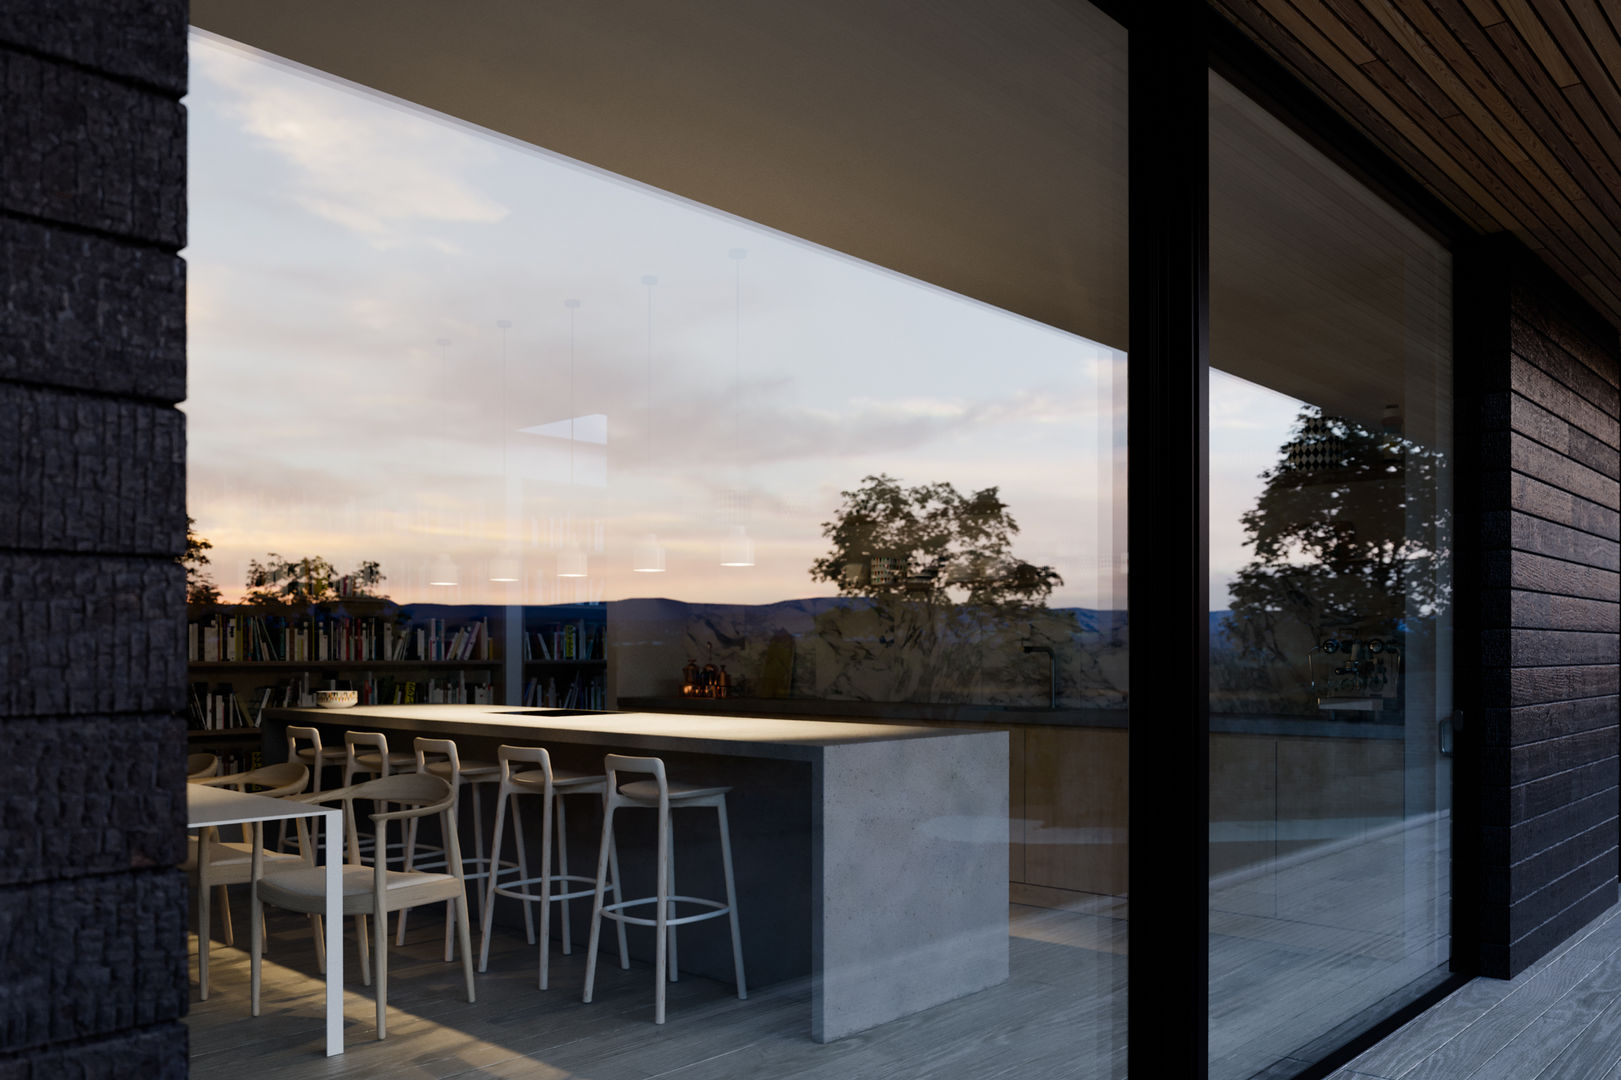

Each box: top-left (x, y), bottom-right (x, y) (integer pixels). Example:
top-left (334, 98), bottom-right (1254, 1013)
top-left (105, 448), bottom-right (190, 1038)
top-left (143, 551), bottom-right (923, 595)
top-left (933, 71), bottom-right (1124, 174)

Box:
top-left (187, 896), bottom-right (1128, 1080)
top-left (1335, 886), bottom-right (1621, 1080)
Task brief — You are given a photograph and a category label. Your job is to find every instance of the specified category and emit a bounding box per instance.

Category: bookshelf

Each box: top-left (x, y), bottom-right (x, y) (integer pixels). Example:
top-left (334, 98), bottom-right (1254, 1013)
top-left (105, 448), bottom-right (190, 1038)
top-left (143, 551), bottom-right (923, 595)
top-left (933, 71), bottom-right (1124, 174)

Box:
top-left (517, 603), bottom-right (607, 710)
top-left (185, 599), bottom-right (502, 734)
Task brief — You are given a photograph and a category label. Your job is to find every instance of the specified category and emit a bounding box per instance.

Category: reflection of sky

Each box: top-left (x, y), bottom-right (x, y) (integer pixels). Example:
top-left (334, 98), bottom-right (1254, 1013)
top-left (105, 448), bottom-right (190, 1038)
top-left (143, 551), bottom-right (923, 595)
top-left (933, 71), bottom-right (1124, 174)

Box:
top-left (184, 32), bottom-right (1125, 610)
top-left (1209, 369), bottom-right (1306, 611)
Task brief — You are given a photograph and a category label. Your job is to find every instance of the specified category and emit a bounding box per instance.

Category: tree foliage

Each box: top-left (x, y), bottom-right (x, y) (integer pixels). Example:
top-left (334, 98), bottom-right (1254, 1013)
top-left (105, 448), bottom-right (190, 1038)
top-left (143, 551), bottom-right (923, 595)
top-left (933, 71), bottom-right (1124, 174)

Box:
top-left (181, 516), bottom-right (221, 605)
top-left (244, 554), bottom-right (387, 606)
top-left (809, 474), bottom-right (1061, 609)
top-left (1225, 406), bottom-right (1449, 662)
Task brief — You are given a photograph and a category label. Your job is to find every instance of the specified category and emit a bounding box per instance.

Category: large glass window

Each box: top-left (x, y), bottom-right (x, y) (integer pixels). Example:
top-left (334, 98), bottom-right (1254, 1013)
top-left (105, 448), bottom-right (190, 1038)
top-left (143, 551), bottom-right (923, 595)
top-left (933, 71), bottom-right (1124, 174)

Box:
top-left (184, 7), bottom-right (1128, 1075)
top-left (1207, 72), bottom-right (1453, 1079)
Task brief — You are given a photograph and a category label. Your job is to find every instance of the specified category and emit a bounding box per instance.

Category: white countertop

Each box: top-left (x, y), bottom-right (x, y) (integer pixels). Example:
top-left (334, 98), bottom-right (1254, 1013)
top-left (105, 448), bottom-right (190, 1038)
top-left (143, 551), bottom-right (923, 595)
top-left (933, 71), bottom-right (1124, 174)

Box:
top-left (264, 704), bottom-right (966, 761)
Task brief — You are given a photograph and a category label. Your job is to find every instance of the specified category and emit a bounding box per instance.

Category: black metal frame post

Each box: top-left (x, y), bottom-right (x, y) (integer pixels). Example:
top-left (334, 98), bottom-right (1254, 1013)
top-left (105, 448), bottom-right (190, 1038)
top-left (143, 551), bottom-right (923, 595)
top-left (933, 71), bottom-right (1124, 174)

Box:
top-left (1127, 3), bottom-right (1211, 1077)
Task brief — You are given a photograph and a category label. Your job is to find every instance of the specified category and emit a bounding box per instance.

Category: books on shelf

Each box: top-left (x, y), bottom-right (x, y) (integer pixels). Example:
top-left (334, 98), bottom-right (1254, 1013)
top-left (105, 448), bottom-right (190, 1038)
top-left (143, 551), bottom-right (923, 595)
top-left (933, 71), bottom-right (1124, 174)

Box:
top-left (520, 619), bottom-right (603, 662)
top-left (187, 608), bottom-right (493, 666)
top-left (520, 669), bottom-right (605, 710)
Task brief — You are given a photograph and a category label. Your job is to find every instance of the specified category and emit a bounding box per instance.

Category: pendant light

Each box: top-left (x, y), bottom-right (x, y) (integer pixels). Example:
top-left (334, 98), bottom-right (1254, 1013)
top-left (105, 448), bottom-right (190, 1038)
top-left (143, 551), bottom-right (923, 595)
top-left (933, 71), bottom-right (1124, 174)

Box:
top-left (720, 524), bottom-right (755, 567)
top-left (721, 248), bottom-right (754, 567)
top-left (634, 273), bottom-right (668, 573)
top-left (429, 336), bottom-right (460, 588)
top-left (557, 298), bottom-right (588, 579)
top-left (490, 319), bottom-right (521, 582)
top-left (428, 553), bottom-right (460, 587)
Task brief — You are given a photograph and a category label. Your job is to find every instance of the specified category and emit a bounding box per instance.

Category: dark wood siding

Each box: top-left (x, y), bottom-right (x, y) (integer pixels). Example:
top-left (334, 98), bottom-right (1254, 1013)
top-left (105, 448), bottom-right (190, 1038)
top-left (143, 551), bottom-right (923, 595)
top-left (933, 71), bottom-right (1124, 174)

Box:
top-left (1470, 237), bottom-right (1621, 978)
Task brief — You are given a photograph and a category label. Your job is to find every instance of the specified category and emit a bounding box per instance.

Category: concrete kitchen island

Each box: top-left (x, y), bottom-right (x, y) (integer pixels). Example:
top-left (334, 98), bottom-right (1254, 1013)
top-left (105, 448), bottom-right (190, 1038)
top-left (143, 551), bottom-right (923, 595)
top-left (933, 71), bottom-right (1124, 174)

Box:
top-left (263, 705), bottom-right (1008, 1042)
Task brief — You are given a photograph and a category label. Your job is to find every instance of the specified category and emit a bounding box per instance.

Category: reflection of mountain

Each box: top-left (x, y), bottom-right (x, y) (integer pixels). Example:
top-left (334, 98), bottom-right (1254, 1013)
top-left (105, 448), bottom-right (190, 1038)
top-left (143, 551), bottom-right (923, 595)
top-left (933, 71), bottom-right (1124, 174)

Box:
top-left (609, 596), bottom-right (1129, 708)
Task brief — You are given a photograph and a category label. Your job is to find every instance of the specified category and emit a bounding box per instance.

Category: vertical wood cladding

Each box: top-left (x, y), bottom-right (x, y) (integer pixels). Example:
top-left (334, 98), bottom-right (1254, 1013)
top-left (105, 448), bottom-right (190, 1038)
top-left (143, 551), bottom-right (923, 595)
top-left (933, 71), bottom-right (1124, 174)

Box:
top-left (0, 3), bottom-right (188, 1077)
top-left (1471, 236), bottom-right (1621, 978)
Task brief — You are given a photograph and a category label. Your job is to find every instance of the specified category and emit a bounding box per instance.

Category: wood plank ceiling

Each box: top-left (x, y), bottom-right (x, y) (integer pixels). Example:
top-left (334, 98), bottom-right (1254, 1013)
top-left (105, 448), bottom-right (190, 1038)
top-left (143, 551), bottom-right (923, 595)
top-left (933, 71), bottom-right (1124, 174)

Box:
top-left (1212, 0), bottom-right (1621, 331)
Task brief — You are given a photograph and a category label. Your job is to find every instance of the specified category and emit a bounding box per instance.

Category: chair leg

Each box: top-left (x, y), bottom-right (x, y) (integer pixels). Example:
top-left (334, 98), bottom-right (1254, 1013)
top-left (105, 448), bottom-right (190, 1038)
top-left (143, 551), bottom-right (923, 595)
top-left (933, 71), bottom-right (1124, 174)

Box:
top-left (556, 793), bottom-right (573, 955)
top-left (511, 796), bottom-right (536, 945)
top-left (609, 831), bottom-right (628, 968)
top-left (217, 884), bottom-right (234, 946)
top-left (666, 819), bottom-right (679, 983)
top-left (455, 890), bottom-right (476, 1003)
top-left (250, 882), bottom-right (263, 1014)
top-left (375, 903), bottom-right (389, 1040)
top-left (397, 815), bottom-right (418, 947)
top-left (198, 873), bottom-right (212, 1000)
top-left (654, 807), bottom-right (669, 1024)
top-left (478, 787), bottom-right (507, 972)
top-left (471, 781), bottom-right (486, 924)
top-left (310, 913), bottom-right (326, 975)
top-left (249, 887), bottom-right (262, 1016)
top-left (582, 803), bottom-right (615, 1005)
top-left (356, 914), bottom-right (372, 987)
top-left (538, 786), bottom-right (555, 990)
top-left (443, 783), bottom-right (462, 961)
top-left (717, 799), bottom-right (747, 999)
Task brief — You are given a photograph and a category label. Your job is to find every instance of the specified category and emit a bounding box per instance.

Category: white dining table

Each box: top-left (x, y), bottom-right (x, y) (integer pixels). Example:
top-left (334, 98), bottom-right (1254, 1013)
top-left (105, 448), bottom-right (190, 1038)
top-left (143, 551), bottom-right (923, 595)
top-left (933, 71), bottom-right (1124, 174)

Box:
top-left (187, 784), bottom-right (345, 1056)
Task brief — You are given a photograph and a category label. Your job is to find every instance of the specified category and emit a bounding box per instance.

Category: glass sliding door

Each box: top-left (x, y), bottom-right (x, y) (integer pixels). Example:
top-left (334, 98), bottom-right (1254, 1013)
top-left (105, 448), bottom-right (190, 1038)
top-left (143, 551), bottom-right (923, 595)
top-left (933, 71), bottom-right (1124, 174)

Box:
top-left (183, 3), bottom-right (1131, 1073)
top-left (1206, 72), bottom-right (1453, 1080)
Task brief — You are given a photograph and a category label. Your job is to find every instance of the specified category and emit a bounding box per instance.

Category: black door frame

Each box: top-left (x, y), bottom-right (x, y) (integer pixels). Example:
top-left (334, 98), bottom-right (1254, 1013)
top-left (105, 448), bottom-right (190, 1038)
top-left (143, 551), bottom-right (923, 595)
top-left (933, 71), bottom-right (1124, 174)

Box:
top-left (1124, 3), bottom-right (1479, 1077)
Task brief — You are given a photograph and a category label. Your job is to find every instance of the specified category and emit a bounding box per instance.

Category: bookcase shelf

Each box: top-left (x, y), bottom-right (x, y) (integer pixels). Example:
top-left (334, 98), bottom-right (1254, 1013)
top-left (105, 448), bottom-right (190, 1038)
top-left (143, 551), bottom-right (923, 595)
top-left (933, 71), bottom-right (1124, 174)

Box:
top-left (191, 660), bottom-right (500, 672)
top-left (188, 601), bottom-right (502, 728)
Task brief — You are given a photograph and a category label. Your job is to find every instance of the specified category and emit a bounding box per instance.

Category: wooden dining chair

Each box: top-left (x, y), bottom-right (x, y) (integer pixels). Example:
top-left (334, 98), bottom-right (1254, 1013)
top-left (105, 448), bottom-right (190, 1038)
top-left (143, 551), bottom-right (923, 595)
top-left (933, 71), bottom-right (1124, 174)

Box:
top-left (187, 762), bottom-right (311, 1000)
top-left (187, 753), bottom-right (220, 781)
top-left (250, 772), bottom-right (476, 1040)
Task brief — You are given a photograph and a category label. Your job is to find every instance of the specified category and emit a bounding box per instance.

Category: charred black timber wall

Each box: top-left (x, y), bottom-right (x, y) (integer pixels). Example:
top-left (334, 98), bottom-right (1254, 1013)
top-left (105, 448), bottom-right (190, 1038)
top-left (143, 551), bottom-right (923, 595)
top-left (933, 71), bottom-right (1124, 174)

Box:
top-left (1461, 234), bottom-right (1621, 979)
top-left (0, 3), bottom-right (190, 1076)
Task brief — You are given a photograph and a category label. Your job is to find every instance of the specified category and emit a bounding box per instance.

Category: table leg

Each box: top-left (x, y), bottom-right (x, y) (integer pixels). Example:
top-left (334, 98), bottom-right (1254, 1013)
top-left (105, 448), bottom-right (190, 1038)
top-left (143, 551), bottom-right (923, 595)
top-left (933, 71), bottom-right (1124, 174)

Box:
top-left (323, 807), bottom-right (343, 1056)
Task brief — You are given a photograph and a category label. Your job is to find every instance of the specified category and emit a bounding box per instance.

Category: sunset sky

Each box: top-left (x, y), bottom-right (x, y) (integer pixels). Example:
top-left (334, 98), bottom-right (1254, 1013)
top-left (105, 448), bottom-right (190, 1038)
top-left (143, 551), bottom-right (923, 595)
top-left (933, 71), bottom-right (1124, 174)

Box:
top-left (182, 30), bottom-right (1301, 613)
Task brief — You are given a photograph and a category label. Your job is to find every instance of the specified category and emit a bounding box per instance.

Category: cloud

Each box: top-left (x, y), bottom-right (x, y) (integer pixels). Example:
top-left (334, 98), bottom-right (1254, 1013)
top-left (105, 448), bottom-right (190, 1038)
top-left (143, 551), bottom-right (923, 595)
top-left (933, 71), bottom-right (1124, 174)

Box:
top-left (193, 36), bottom-right (509, 247)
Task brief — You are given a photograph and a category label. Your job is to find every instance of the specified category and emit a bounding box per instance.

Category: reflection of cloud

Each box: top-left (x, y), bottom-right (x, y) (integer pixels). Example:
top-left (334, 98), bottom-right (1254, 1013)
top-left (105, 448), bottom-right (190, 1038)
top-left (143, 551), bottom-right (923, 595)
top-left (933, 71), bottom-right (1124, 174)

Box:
top-left (194, 36), bottom-right (509, 246)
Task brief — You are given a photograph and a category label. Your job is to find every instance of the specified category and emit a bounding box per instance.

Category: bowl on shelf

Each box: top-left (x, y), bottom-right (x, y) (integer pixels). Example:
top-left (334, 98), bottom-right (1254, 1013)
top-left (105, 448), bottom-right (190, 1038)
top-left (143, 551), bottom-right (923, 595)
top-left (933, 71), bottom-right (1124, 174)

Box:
top-left (315, 690), bottom-right (358, 709)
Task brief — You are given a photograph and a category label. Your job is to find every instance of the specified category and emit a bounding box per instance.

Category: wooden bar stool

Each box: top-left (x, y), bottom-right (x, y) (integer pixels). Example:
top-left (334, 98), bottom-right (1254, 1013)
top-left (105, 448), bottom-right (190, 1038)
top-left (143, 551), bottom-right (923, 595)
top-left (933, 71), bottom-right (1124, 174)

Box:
top-left (396, 737), bottom-right (502, 953)
top-left (583, 754), bottom-right (746, 1024)
top-left (477, 744), bottom-right (627, 989)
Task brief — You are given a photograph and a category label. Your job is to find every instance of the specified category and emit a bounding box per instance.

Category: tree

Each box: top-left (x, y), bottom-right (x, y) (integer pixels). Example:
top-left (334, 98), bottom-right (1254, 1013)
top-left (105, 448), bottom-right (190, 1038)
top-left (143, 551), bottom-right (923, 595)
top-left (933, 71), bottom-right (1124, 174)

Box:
top-left (809, 474), bottom-right (1061, 609)
top-left (181, 516), bottom-right (221, 605)
top-left (1224, 406), bottom-right (1450, 665)
top-left (243, 553), bottom-right (388, 605)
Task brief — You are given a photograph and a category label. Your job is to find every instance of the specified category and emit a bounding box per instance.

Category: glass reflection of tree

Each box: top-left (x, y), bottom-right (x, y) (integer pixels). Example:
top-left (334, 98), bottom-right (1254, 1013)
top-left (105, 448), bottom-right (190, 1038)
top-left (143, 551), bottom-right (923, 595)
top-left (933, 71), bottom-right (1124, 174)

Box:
top-left (806, 474), bottom-right (1064, 704)
top-left (810, 473), bottom-right (1061, 608)
top-left (1222, 406), bottom-right (1449, 713)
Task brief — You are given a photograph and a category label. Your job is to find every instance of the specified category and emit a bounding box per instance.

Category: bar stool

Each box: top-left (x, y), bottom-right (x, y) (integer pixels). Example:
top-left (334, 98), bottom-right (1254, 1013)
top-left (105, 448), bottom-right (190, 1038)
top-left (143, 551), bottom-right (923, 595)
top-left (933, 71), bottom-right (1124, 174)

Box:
top-left (281, 725), bottom-right (346, 851)
top-left (344, 731), bottom-right (416, 865)
top-left (583, 754), bottom-right (746, 1024)
top-left (477, 744), bottom-right (627, 989)
top-left (396, 737), bottom-right (502, 954)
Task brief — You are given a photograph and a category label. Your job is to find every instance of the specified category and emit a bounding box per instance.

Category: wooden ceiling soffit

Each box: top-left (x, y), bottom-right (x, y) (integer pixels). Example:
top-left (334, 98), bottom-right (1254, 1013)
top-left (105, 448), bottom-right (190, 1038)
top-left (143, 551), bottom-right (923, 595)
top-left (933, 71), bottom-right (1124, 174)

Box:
top-left (1213, 0), bottom-right (1621, 329)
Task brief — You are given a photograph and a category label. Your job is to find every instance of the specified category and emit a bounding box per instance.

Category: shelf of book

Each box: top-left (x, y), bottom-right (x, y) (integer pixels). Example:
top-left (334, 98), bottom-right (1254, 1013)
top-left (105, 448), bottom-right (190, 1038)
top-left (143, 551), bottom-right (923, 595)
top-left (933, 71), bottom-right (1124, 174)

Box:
top-left (187, 602), bottom-right (504, 731)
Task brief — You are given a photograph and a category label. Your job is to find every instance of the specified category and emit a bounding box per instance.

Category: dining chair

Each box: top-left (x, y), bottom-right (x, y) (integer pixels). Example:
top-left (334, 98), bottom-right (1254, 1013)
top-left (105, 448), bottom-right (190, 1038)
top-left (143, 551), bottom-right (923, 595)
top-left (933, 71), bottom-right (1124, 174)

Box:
top-left (187, 762), bottom-right (311, 1000)
top-left (250, 772), bottom-right (476, 1040)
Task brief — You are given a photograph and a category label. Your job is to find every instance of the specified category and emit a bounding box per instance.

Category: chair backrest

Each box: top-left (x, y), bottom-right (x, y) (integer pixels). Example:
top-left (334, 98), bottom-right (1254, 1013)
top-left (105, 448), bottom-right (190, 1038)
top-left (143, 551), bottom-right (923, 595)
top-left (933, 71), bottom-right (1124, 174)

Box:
top-left (604, 753), bottom-right (667, 803)
top-left (414, 737), bottom-right (460, 785)
top-left (187, 753), bottom-right (219, 780)
top-left (496, 744), bottom-right (555, 787)
top-left (345, 730), bottom-right (389, 771)
top-left (303, 773), bottom-right (459, 871)
top-left (197, 762), bottom-right (309, 800)
top-left (286, 724), bottom-right (323, 759)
